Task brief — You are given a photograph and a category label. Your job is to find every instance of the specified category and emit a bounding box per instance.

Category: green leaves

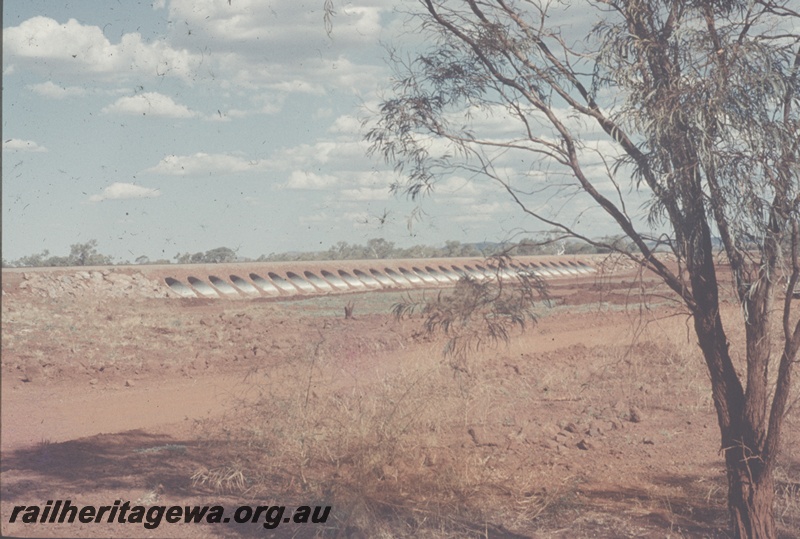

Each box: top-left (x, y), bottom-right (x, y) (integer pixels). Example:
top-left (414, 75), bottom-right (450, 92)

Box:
top-left (392, 255), bottom-right (547, 370)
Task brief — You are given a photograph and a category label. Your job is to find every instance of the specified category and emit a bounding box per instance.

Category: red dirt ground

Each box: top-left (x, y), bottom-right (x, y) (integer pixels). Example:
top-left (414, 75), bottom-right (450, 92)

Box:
top-left (2, 268), bottom-right (799, 538)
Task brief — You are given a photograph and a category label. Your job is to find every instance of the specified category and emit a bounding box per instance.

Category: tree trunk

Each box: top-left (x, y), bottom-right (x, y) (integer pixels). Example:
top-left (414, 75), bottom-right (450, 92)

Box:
top-left (727, 450), bottom-right (776, 539)
top-left (691, 279), bottom-right (778, 538)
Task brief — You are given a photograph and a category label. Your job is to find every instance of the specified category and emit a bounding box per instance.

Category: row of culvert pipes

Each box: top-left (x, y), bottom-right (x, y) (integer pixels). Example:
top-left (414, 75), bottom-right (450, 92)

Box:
top-left (162, 259), bottom-right (597, 299)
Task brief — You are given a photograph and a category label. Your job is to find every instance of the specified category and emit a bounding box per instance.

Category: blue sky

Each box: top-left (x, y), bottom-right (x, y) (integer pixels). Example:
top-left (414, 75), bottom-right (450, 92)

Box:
top-left (3, 0), bottom-right (620, 263)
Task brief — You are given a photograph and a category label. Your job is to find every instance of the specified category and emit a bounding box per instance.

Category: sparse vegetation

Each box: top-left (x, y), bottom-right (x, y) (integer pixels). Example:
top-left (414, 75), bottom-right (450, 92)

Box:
top-left (173, 246), bottom-right (238, 264)
top-left (3, 272), bottom-right (799, 537)
top-left (5, 234), bottom-right (644, 268)
top-left (10, 240), bottom-right (114, 267)
top-left (392, 255), bottom-right (548, 370)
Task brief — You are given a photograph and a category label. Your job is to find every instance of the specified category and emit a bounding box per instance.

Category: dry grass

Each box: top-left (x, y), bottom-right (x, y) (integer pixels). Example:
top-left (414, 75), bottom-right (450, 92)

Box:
top-left (187, 303), bottom-right (800, 537)
top-left (6, 285), bottom-right (798, 537)
top-left (192, 338), bottom-right (562, 537)
top-left (191, 465), bottom-right (248, 494)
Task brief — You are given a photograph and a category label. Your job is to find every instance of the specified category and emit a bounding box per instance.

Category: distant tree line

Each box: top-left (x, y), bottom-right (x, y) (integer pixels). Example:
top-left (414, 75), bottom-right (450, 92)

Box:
top-left (4, 240), bottom-right (115, 268)
top-left (255, 235), bottom-right (635, 262)
top-left (3, 234), bottom-right (637, 268)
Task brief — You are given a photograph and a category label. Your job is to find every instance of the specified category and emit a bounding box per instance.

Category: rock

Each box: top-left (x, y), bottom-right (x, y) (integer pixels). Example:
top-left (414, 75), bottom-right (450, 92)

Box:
top-left (564, 422), bottom-right (580, 434)
top-left (21, 366), bottom-right (42, 383)
top-left (629, 406), bottom-right (644, 423)
top-left (125, 379), bottom-right (135, 388)
top-left (89, 378), bottom-right (99, 385)
top-left (576, 439), bottom-right (593, 450)
top-left (542, 439), bottom-right (559, 450)
top-left (587, 426), bottom-right (602, 437)
top-left (643, 437), bottom-right (655, 445)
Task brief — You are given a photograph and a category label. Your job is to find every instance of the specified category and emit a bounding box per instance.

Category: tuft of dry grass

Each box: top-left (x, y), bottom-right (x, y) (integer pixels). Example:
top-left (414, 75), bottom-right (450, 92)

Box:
top-left (192, 338), bottom-right (557, 537)
top-left (191, 464), bottom-right (248, 494)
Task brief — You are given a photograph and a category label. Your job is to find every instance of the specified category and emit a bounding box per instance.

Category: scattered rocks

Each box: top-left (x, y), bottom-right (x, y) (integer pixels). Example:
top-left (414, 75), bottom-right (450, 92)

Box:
top-left (16, 270), bottom-right (172, 299)
top-left (585, 421), bottom-right (603, 437)
top-left (629, 406), bottom-right (644, 423)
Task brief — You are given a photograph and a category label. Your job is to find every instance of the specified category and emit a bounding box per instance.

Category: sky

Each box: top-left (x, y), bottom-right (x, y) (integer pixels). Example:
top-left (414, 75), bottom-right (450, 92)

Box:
top-left (2, 0), bottom-right (623, 263)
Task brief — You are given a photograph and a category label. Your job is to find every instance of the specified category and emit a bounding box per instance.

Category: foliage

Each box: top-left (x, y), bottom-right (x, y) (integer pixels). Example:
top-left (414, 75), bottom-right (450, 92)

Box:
top-left (173, 246), bottom-right (238, 264)
top-left (6, 235), bottom-right (619, 267)
top-left (393, 255), bottom-right (548, 370)
top-left (257, 235), bottom-right (621, 262)
top-left (11, 240), bottom-right (113, 267)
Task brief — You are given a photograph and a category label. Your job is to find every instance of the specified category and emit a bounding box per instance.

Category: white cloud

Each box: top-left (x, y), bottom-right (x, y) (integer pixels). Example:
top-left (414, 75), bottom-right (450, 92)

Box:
top-left (340, 187), bottom-right (390, 201)
top-left (282, 170), bottom-right (339, 190)
top-left (102, 92), bottom-right (197, 118)
top-left (3, 17), bottom-right (202, 82)
top-left (225, 94), bottom-right (284, 118)
top-left (4, 4), bottom-right (390, 106)
top-left (3, 139), bottom-right (48, 152)
top-left (163, 1), bottom-right (389, 95)
top-left (29, 81), bottom-right (87, 99)
top-left (145, 152), bottom-right (268, 176)
top-left (328, 114), bottom-right (362, 136)
top-left (89, 182), bottom-right (161, 202)
top-left (266, 80), bottom-right (325, 95)
top-left (167, 0), bottom-right (386, 50)
top-left (275, 140), bottom-right (371, 168)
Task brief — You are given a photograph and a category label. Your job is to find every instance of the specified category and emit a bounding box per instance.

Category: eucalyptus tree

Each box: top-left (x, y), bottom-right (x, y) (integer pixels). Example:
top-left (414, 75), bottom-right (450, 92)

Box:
top-left (367, 0), bottom-right (800, 536)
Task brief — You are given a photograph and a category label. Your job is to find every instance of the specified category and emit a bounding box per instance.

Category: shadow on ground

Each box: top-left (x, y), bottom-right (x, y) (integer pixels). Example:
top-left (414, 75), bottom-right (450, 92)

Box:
top-left (2, 426), bottom-right (798, 538)
top-left (1, 431), bottom-right (200, 502)
top-left (0, 431), bottom-right (532, 538)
